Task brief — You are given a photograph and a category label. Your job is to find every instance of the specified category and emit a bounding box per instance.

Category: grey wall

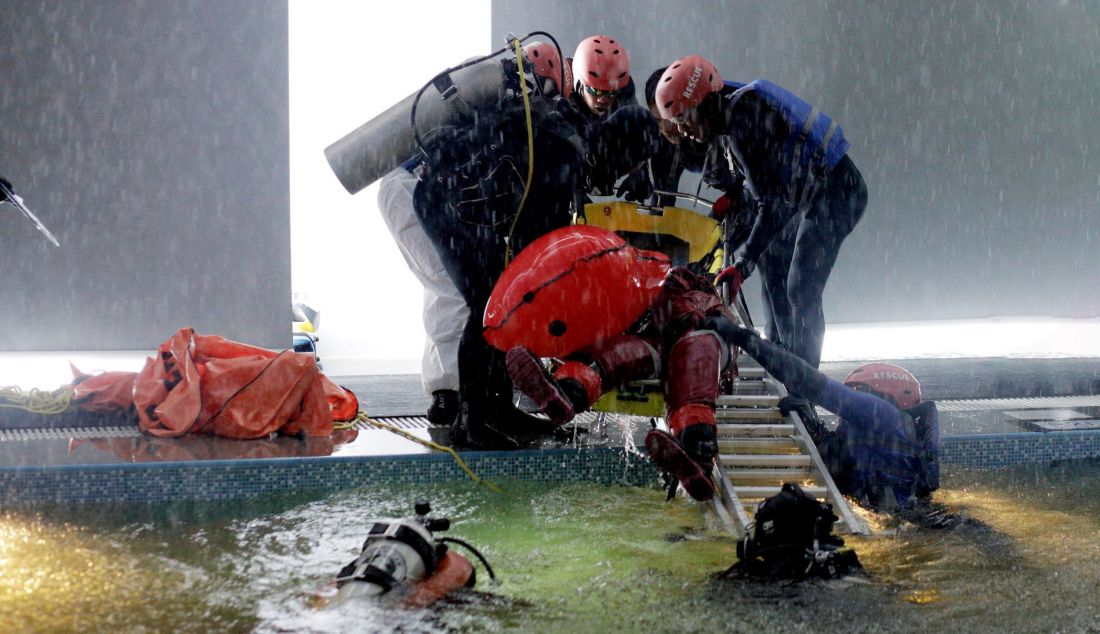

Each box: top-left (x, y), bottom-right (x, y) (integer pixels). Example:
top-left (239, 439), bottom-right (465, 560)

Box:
top-left (493, 1), bottom-right (1100, 323)
top-left (0, 0), bottom-right (290, 350)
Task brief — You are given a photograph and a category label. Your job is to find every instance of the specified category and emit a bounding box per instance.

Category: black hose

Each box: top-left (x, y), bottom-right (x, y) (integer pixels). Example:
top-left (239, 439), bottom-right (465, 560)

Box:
top-left (411, 48), bottom-right (509, 156)
top-left (438, 537), bottom-right (497, 582)
top-left (409, 31), bottom-right (564, 157)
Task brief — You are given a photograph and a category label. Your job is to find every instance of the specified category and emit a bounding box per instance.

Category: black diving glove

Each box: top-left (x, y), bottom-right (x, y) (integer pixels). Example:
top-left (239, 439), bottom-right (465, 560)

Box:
top-left (615, 168), bottom-right (654, 203)
top-left (733, 255), bottom-right (756, 281)
top-left (0, 176), bottom-right (13, 204)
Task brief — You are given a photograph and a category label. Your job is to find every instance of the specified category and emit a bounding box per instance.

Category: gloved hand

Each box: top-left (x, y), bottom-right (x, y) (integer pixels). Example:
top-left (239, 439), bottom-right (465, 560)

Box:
top-left (714, 265), bottom-right (744, 295)
top-left (710, 193), bottom-right (733, 220)
top-left (0, 175), bottom-right (12, 204)
top-left (615, 168), bottom-right (653, 203)
top-left (733, 255), bottom-right (756, 281)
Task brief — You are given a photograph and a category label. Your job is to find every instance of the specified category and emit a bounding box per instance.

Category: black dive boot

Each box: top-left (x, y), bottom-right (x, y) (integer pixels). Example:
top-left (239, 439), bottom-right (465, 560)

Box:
top-left (679, 423), bottom-right (719, 465)
top-left (427, 389), bottom-right (460, 426)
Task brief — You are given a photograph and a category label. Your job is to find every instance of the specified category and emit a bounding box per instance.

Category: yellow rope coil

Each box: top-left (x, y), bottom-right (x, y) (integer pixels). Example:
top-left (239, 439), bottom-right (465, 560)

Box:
top-left (352, 412), bottom-right (503, 493)
top-left (0, 385), bottom-right (74, 415)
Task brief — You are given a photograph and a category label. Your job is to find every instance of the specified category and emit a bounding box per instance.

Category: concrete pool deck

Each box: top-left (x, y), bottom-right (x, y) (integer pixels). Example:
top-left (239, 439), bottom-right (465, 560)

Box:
top-left (2, 357), bottom-right (1099, 504)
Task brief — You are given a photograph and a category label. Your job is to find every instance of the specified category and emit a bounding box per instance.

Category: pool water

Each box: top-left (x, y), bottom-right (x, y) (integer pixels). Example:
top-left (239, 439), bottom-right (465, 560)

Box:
top-left (2, 462), bottom-right (1100, 633)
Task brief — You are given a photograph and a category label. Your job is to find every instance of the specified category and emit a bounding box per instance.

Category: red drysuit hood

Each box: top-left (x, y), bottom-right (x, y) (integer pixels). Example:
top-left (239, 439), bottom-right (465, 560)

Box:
top-left (484, 225), bottom-right (671, 358)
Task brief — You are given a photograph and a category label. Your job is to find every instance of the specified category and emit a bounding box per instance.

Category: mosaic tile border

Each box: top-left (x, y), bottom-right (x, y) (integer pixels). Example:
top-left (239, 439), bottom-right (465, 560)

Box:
top-left (0, 447), bottom-right (660, 505)
top-left (940, 430), bottom-right (1100, 469)
top-left (4, 430), bottom-right (1100, 504)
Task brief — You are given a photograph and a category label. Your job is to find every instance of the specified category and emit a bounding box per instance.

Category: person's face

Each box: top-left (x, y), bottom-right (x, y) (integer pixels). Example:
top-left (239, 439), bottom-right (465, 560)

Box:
top-left (649, 103), bottom-right (682, 144)
top-left (672, 106), bottom-right (710, 143)
top-left (580, 83), bottom-right (618, 115)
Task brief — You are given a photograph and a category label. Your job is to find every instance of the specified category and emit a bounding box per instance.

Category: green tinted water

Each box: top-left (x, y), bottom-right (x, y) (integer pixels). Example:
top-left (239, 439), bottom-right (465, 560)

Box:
top-left (2, 462), bottom-right (1100, 633)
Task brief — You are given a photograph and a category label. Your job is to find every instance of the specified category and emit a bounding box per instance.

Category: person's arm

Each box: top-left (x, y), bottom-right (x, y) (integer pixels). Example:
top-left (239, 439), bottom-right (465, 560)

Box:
top-left (704, 318), bottom-right (825, 398)
top-left (814, 379), bottom-right (910, 441)
top-left (705, 316), bottom-right (910, 438)
top-left (723, 92), bottom-right (798, 264)
top-left (648, 141), bottom-right (685, 207)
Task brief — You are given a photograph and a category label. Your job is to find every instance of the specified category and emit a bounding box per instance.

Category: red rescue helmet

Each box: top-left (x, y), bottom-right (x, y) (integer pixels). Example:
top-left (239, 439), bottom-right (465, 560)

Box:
top-left (843, 363), bottom-right (922, 410)
top-left (523, 41), bottom-right (572, 99)
top-left (484, 225), bottom-right (670, 358)
top-left (572, 35), bottom-right (631, 92)
top-left (655, 55), bottom-right (724, 120)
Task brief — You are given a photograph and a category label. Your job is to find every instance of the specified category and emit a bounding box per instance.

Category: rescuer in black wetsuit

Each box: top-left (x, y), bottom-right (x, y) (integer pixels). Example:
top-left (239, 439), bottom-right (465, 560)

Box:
top-left (655, 55), bottom-right (868, 370)
top-left (413, 94), bottom-right (660, 448)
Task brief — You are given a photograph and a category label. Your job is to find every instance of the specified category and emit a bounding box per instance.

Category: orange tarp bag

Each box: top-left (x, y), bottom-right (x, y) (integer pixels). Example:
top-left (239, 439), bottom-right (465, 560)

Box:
top-left (70, 367), bottom-right (138, 413)
top-left (72, 328), bottom-right (358, 439)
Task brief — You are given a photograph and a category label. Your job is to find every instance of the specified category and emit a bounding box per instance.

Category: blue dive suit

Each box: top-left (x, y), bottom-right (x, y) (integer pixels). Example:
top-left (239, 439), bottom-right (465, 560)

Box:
top-left (707, 318), bottom-right (939, 510)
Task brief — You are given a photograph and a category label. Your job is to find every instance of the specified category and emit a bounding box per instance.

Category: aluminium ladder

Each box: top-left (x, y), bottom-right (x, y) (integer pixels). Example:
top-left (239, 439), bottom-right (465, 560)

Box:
top-left (702, 357), bottom-right (869, 539)
top-left (699, 285), bottom-right (869, 539)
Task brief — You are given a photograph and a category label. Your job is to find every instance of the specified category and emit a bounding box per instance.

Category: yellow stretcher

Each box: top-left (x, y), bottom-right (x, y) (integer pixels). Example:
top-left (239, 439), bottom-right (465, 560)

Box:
top-left (573, 195), bottom-right (869, 539)
top-left (575, 197), bottom-right (725, 418)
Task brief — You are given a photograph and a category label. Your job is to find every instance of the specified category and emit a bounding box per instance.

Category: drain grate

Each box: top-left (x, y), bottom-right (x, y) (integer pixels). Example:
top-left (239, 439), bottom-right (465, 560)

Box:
top-left (0, 426), bottom-right (141, 442)
top-left (358, 415), bottom-right (434, 430)
top-left (937, 394), bottom-right (1100, 412)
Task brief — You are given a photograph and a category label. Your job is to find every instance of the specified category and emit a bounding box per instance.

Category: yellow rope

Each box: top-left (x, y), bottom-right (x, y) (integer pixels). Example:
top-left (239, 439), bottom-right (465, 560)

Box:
top-left (503, 36), bottom-right (536, 266)
top-left (354, 412), bottom-right (503, 494)
top-left (0, 385), bottom-right (74, 415)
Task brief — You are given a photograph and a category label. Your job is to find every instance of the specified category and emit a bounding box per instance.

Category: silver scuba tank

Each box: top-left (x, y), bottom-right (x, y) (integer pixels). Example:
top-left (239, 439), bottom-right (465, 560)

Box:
top-left (324, 59), bottom-right (507, 195)
top-left (333, 516), bottom-right (438, 599)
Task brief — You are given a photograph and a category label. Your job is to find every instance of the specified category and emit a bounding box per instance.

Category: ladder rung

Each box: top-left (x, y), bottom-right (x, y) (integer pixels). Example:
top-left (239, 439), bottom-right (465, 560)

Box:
top-left (733, 485), bottom-right (828, 499)
top-left (739, 502), bottom-right (855, 523)
top-left (716, 394), bottom-right (780, 407)
top-left (716, 408), bottom-right (783, 421)
top-left (734, 367), bottom-right (766, 379)
top-left (717, 423), bottom-right (794, 437)
top-left (724, 383), bottom-right (770, 395)
top-left (722, 454), bottom-right (813, 467)
top-left (718, 438), bottom-right (801, 454)
top-left (726, 468), bottom-right (818, 483)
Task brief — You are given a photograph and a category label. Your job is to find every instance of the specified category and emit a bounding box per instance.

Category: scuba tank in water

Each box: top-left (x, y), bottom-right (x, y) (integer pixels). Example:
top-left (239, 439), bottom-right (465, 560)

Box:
top-left (723, 482), bottom-right (861, 580)
top-left (319, 500), bottom-right (494, 608)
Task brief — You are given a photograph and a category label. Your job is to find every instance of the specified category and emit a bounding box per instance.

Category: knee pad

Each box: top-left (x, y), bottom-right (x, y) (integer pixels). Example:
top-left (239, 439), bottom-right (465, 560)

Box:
top-left (665, 330), bottom-right (724, 417)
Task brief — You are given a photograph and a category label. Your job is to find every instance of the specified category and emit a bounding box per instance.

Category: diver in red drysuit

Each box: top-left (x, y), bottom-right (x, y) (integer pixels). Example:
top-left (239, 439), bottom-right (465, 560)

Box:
top-left (506, 265), bottom-right (734, 501)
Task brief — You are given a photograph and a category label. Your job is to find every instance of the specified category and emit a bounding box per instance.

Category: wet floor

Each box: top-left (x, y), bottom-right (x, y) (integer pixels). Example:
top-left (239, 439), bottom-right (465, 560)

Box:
top-left (3, 462), bottom-right (1100, 633)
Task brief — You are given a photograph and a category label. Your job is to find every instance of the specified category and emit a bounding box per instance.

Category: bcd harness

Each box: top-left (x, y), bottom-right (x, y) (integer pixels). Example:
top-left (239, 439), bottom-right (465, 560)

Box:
top-left (719, 79), bottom-right (849, 211)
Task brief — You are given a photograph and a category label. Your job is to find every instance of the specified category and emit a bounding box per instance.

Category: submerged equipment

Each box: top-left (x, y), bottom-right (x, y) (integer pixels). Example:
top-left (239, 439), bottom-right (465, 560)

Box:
top-left (324, 32), bottom-right (564, 195)
top-left (328, 500), bottom-right (495, 607)
top-left (725, 482), bottom-right (861, 580)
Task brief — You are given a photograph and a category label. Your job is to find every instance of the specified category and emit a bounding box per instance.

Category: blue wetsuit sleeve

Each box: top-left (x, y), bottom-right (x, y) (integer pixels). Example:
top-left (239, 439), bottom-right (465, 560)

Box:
top-left (722, 324), bottom-right (826, 397)
top-left (816, 378), bottom-right (908, 441)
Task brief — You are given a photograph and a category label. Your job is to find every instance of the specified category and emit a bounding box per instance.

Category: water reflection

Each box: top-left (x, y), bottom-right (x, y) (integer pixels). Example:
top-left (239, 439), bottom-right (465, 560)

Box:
top-left (67, 429), bottom-right (359, 462)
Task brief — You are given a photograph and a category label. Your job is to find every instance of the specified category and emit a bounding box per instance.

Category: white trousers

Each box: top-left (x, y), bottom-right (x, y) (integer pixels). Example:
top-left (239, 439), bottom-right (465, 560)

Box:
top-left (377, 168), bottom-right (468, 394)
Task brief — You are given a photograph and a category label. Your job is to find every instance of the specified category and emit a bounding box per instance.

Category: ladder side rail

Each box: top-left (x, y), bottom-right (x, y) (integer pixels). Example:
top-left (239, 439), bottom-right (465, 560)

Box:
top-left (711, 460), bottom-right (753, 538)
top-left (765, 377), bottom-right (869, 535)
